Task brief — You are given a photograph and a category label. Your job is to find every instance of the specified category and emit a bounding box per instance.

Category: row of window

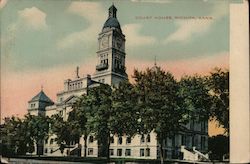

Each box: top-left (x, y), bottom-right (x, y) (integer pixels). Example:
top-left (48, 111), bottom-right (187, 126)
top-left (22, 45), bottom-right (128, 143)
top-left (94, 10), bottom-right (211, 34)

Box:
top-left (45, 138), bottom-right (55, 145)
top-left (189, 120), bottom-right (207, 132)
top-left (87, 148), bottom-right (151, 157)
top-left (88, 135), bottom-right (151, 144)
top-left (44, 148), bottom-right (53, 154)
top-left (30, 103), bottom-right (36, 108)
top-left (45, 138), bottom-right (77, 146)
top-left (98, 79), bottom-right (105, 83)
top-left (100, 53), bottom-right (108, 59)
top-left (100, 59), bottom-right (108, 65)
top-left (68, 81), bottom-right (83, 91)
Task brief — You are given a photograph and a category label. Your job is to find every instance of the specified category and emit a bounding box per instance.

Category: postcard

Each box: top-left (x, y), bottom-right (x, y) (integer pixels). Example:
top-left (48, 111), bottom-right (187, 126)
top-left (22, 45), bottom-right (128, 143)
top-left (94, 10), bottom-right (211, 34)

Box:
top-left (0, 0), bottom-right (249, 163)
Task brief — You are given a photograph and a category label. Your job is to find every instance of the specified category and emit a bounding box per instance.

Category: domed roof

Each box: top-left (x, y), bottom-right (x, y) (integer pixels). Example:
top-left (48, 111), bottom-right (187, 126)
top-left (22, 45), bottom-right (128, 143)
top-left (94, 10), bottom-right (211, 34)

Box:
top-left (102, 4), bottom-right (121, 32)
top-left (103, 17), bottom-right (121, 30)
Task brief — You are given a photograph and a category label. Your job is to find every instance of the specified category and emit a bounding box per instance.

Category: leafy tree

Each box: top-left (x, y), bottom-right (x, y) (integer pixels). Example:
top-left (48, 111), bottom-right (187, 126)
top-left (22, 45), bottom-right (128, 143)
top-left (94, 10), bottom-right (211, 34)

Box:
top-left (50, 114), bottom-right (80, 155)
top-left (75, 82), bottom-right (139, 159)
top-left (133, 67), bottom-right (186, 163)
top-left (68, 95), bottom-right (90, 157)
top-left (25, 114), bottom-right (50, 155)
top-left (208, 135), bottom-right (229, 160)
top-left (111, 81), bottom-right (138, 137)
top-left (178, 75), bottom-right (212, 121)
top-left (0, 116), bottom-right (34, 156)
top-left (86, 84), bottom-right (113, 159)
top-left (207, 68), bottom-right (229, 133)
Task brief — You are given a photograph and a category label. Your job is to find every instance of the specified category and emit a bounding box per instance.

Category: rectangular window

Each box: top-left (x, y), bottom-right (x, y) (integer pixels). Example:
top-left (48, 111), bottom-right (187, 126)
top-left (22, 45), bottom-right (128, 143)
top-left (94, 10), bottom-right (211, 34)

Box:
top-left (117, 149), bottom-right (122, 156)
top-left (59, 110), bottom-right (63, 116)
top-left (88, 148), bottom-right (93, 155)
top-left (146, 148), bottom-right (150, 157)
top-left (140, 149), bottom-right (144, 157)
top-left (125, 149), bottom-right (131, 156)
top-left (190, 120), bottom-right (194, 130)
top-left (201, 136), bottom-right (206, 150)
top-left (181, 135), bottom-right (186, 145)
top-left (109, 149), bottom-right (114, 156)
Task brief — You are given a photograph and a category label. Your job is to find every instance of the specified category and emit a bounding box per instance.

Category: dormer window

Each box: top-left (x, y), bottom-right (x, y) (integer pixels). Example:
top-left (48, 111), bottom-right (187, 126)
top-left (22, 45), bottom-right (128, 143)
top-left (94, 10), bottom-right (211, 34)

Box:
top-left (30, 103), bottom-right (35, 108)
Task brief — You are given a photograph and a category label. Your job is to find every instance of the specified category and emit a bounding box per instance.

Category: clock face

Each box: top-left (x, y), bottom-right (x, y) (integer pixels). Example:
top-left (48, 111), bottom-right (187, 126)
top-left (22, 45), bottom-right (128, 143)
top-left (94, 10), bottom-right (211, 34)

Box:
top-left (101, 37), bottom-right (108, 48)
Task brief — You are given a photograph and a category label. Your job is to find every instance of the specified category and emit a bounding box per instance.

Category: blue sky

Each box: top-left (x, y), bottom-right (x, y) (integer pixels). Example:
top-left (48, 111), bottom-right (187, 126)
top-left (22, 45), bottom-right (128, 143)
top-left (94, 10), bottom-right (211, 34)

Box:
top-left (1, 0), bottom-right (229, 73)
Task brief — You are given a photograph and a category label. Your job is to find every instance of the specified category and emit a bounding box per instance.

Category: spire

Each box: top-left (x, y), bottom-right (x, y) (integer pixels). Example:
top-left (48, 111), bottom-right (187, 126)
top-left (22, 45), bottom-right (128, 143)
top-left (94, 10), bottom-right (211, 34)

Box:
top-left (75, 66), bottom-right (80, 78)
top-left (41, 85), bottom-right (43, 91)
top-left (151, 56), bottom-right (159, 72)
top-left (108, 3), bottom-right (117, 18)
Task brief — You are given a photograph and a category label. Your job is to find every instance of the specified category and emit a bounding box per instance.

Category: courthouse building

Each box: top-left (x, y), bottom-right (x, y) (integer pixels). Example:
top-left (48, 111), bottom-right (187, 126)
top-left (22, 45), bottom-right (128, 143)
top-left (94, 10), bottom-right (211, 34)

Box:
top-left (28, 4), bottom-right (208, 160)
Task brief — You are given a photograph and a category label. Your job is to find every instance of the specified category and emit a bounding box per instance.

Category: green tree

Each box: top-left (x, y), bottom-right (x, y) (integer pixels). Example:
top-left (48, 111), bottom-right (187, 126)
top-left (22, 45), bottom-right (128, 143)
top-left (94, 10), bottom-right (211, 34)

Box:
top-left (50, 114), bottom-right (80, 155)
top-left (86, 84), bottom-right (113, 159)
top-left (25, 114), bottom-right (50, 155)
top-left (178, 75), bottom-right (212, 121)
top-left (0, 116), bottom-right (34, 156)
top-left (68, 95), bottom-right (90, 157)
top-left (133, 67), bottom-right (186, 163)
top-left (207, 68), bottom-right (229, 133)
top-left (111, 81), bottom-right (138, 137)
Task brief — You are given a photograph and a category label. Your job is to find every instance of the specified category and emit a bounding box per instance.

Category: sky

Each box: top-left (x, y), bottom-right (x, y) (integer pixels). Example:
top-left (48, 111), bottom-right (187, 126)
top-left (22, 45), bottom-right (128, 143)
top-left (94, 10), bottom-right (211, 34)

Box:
top-left (0, 0), bottom-right (229, 136)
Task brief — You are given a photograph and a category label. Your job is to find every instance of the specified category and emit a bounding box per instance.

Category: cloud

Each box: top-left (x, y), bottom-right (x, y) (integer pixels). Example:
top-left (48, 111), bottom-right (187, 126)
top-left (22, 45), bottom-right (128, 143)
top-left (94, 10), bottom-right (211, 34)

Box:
top-left (56, 2), bottom-right (105, 49)
top-left (122, 24), bottom-right (156, 47)
top-left (18, 7), bottom-right (48, 30)
top-left (0, 0), bottom-right (7, 9)
top-left (163, 3), bottom-right (227, 44)
top-left (126, 51), bottom-right (229, 80)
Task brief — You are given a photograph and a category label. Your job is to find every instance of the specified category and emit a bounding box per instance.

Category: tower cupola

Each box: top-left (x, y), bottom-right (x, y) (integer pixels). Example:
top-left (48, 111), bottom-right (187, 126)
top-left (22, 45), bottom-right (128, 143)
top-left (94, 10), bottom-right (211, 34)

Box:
top-left (103, 4), bottom-right (121, 32)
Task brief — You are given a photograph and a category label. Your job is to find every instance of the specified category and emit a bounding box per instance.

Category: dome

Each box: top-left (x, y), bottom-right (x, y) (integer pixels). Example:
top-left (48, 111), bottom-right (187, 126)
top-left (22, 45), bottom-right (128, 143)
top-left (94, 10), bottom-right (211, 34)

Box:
top-left (103, 17), bottom-right (121, 31)
top-left (102, 4), bottom-right (121, 32)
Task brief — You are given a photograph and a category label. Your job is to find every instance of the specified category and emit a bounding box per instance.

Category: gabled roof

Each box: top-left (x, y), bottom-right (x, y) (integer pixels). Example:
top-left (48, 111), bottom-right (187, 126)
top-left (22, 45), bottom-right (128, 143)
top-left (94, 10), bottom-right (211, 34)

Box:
top-left (29, 90), bottom-right (54, 104)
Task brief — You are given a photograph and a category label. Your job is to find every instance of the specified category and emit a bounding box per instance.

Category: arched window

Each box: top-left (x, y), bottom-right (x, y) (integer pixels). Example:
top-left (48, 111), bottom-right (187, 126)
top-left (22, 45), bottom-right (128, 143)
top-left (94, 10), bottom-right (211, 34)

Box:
top-left (89, 136), bottom-right (94, 143)
top-left (126, 136), bottom-right (131, 144)
top-left (50, 139), bottom-right (54, 145)
top-left (110, 136), bottom-right (114, 144)
top-left (140, 135), bottom-right (145, 143)
top-left (146, 134), bottom-right (151, 142)
top-left (118, 136), bottom-right (122, 144)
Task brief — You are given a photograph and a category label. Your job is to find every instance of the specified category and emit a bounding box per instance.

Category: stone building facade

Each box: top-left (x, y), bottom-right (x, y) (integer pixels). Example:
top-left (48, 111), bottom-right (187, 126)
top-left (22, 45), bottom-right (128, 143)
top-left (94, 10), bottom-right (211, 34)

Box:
top-left (28, 4), bottom-right (208, 160)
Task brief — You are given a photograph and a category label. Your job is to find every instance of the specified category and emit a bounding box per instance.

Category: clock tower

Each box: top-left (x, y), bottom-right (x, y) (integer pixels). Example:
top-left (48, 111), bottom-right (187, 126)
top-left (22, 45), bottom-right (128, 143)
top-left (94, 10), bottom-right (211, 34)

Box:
top-left (92, 4), bottom-right (128, 87)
